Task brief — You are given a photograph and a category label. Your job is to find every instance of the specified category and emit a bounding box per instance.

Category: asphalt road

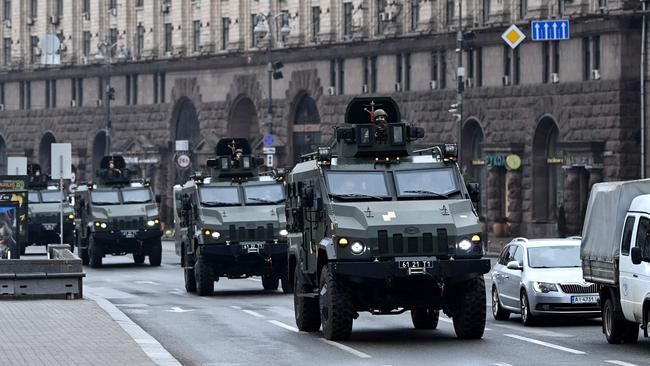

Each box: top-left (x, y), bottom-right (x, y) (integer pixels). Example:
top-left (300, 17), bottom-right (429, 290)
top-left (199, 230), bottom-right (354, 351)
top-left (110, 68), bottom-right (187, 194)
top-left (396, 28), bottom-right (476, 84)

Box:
top-left (61, 241), bottom-right (650, 366)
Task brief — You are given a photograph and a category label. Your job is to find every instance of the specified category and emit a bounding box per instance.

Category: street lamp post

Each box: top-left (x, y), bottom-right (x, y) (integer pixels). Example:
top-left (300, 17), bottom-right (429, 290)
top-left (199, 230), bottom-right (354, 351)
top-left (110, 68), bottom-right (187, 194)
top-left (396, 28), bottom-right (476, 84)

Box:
top-left (254, 11), bottom-right (290, 135)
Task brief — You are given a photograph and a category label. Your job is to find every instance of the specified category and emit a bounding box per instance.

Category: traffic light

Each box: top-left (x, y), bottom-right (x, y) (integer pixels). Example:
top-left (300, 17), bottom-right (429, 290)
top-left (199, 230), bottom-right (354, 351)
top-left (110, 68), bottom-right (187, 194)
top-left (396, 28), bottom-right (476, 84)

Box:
top-left (272, 61), bottom-right (284, 80)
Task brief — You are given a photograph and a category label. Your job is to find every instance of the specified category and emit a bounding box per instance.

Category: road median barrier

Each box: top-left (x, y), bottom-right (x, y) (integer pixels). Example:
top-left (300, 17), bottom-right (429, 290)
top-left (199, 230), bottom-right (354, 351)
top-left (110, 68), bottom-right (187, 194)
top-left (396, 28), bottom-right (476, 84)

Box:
top-left (0, 244), bottom-right (84, 299)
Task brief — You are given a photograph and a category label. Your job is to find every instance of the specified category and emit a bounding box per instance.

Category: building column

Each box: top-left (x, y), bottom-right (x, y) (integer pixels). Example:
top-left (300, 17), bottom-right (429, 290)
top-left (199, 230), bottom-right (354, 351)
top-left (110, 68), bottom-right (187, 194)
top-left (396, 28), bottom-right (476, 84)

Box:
top-left (506, 169), bottom-right (522, 236)
top-left (563, 168), bottom-right (580, 236)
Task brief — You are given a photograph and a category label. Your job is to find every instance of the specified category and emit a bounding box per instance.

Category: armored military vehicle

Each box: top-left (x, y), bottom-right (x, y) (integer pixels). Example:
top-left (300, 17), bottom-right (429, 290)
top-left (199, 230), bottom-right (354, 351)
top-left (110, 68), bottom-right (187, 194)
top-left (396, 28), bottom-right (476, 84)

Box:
top-left (173, 138), bottom-right (289, 296)
top-left (74, 156), bottom-right (163, 268)
top-left (26, 164), bottom-right (75, 254)
top-left (286, 97), bottom-right (490, 340)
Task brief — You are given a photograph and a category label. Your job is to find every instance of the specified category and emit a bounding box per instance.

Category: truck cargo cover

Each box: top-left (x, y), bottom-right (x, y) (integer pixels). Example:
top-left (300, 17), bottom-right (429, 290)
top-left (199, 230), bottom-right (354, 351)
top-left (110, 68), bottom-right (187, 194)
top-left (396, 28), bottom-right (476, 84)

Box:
top-left (581, 179), bottom-right (650, 263)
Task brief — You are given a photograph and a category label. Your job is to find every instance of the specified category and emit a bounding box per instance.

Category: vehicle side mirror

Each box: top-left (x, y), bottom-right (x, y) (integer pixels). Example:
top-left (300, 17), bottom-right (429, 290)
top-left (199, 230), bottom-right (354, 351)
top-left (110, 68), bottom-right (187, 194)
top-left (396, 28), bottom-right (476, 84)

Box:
top-left (466, 183), bottom-right (480, 204)
top-left (507, 261), bottom-right (522, 271)
top-left (631, 247), bottom-right (643, 265)
top-left (155, 194), bottom-right (162, 204)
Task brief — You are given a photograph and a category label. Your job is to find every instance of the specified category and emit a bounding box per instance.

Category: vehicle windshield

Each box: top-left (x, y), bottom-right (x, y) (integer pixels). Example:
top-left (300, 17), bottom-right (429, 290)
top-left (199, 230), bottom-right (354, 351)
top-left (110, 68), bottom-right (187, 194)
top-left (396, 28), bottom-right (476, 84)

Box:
top-left (199, 186), bottom-right (240, 206)
top-left (325, 171), bottom-right (389, 200)
top-left (244, 184), bottom-right (285, 204)
top-left (527, 245), bottom-right (581, 268)
top-left (122, 188), bottom-right (152, 204)
top-left (395, 168), bottom-right (459, 198)
top-left (28, 192), bottom-right (40, 203)
top-left (41, 191), bottom-right (65, 203)
top-left (91, 190), bottom-right (120, 205)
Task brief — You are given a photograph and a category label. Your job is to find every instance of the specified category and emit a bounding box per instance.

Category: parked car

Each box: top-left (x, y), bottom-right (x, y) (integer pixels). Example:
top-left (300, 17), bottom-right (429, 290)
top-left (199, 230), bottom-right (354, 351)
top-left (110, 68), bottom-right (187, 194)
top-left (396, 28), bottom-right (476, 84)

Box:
top-left (491, 237), bottom-right (600, 325)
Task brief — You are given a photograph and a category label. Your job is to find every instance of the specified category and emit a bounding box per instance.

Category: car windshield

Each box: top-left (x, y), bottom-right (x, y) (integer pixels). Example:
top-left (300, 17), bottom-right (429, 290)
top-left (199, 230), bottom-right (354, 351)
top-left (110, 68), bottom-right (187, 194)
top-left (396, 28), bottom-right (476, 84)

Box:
top-left (527, 245), bottom-right (582, 268)
top-left (122, 188), bottom-right (152, 203)
top-left (91, 190), bottom-right (120, 205)
top-left (244, 184), bottom-right (285, 204)
top-left (41, 191), bottom-right (64, 203)
top-left (395, 168), bottom-right (459, 198)
top-left (325, 171), bottom-right (389, 200)
top-left (199, 186), bottom-right (240, 206)
top-left (28, 192), bottom-right (40, 203)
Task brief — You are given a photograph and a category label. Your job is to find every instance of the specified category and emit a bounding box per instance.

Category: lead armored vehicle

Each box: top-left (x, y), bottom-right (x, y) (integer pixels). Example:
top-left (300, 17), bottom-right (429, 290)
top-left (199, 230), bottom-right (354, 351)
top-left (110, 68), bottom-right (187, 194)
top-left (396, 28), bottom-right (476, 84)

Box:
top-left (286, 97), bottom-right (490, 340)
top-left (26, 164), bottom-right (75, 254)
top-left (174, 138), bottom-right (289, 296)
top-left (74, 156), bottom-right (163, 268)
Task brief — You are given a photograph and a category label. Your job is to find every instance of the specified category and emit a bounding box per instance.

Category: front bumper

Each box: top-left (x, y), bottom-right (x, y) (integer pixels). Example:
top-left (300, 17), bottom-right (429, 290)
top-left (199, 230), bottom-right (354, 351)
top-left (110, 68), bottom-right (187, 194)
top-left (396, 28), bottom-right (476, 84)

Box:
top-left (94, 229), bottom-right (163, 242)
top-left (199, 241), bottom-right (288, 257)
top-left (529, 291), bottom-right (601, 315)
top-left (330, 257), bottom-right (491, 281)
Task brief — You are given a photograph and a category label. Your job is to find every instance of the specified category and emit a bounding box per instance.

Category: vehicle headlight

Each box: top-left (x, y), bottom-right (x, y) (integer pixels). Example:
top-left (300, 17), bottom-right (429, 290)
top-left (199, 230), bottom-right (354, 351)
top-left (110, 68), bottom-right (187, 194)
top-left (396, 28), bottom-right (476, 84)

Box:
top-left (202, 228), bottom-right (212, 237)
top-left (95, 221), bottom-right (107, 229)
top-left (279, 229), bottom-right (289, 236)
top-left (533, 281), bottom-right (558, 293)
top-left (68, 213), bottom-right (75, 220)
top-left (337, 237), bottom-right (349, 247)
top-left (211, 231), bottom-right (221, 239)
top-left (457, 239), bottom-right (472, 251)
top-left (147, 220), bottom-right (155, 227)
top-left (350, 241), bottom-right (365, 255)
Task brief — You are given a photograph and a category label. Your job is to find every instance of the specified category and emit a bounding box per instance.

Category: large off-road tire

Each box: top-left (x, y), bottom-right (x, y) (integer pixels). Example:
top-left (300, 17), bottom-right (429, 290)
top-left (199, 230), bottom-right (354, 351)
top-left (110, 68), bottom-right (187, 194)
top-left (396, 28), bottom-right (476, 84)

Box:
top-left (603, 297), bottom-right (639, 344)
top-left (194, 256), bottom-right (214, 296)
top-left (280, 274), bottom-right (292, 294)
top-left (411, 308), bottom-right (440, 330)
top-left (492, 286), bottom-right (510, 321)
top-left (133, 252), bottom-right (145, 264)
top-left (452, 276), bottom-right (486, 339)
top-left (183, 245), bottom-right (196, 293)
top-left (262, 275), bottom-right (280, 291)
top-left (148, 238), bottom-right (162, 267)
top-left (319, 265), bottom-right (354, 340)
top-left (294, 266), bottom-right (320, 332)
top-left (520, 291), bottom-right (535, 326)
top-left (88, 235), bottom-right (103, 268)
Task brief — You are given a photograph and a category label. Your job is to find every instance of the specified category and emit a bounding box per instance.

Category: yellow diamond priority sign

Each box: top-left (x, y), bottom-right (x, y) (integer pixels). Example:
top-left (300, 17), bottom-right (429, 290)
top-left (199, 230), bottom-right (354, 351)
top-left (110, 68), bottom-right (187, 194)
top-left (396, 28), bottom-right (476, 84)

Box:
top-left (502, 24), bottom-right (526, 49)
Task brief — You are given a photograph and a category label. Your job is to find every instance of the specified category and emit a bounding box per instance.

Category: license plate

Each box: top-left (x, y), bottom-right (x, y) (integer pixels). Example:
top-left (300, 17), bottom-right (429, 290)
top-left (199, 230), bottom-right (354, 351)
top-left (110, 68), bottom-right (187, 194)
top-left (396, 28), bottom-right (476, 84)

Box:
top-left (241, 242), bottom-right (264, 252)
top-left (571, 295), bottom-right (599, 304)
top-left (43, 223), bottom-right (56, 230)
top-left (122, 230), bottom-right (137, 238)
top-left (398, 260), bottom-right (433, 269)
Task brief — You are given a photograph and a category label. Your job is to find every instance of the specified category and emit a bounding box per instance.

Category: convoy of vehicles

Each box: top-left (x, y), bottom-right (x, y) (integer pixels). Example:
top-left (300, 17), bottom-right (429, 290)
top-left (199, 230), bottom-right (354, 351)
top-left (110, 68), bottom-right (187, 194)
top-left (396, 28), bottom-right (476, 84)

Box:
top-left (173, 138), bottom-right (289, 296)
top-left (73, 156), bottom-right (163, 268)
top-left (285, 97), bottom-right (490, 340)
top-left (492, 237), bottom-right (600, 325)
top-left (26, 164), bottom-right (75, 254)
top-left (581, 179), bottom-right (650, 344)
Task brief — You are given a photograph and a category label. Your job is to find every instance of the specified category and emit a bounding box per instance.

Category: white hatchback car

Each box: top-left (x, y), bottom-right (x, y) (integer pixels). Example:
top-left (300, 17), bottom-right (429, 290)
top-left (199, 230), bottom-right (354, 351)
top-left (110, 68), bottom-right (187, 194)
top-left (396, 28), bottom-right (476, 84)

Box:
top-left (491, 237), bottom-right (600, 325)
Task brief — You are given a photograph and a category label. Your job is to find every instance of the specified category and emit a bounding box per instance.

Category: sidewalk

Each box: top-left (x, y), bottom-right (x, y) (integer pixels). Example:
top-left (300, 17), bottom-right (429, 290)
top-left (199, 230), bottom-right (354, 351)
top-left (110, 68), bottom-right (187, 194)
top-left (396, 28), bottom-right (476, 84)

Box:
top-left (0, 299), bottom-right (156, 366)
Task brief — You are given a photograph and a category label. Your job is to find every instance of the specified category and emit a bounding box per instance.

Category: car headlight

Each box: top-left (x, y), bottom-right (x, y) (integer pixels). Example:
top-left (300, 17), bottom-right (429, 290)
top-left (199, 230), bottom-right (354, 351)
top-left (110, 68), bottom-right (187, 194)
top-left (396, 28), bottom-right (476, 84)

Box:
top-left (350, 241), bottom-right (365, 255)
top-left (68, 213), bottom-right (75, 220)
top-left (533, 281), bottom-right (558, 293)
top-left (457, 239), bottom-right (472, 251)
top-left (147, 218), bottom-right (161, 227)
top-left (211, 231), bottom-right (221, 239)
top-left (337, 237), bottom-right (349, 247)
top-left (279, 229), bottom-right (288, 236)
top-left (95, 221), bottom-right (107, 229)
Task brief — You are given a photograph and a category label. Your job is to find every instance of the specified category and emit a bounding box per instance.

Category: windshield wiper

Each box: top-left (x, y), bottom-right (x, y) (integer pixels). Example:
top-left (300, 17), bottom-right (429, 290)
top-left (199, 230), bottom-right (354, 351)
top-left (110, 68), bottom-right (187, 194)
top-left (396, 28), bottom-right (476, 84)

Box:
top-left (248, 197), bottom-right (284, 204)
top-left (331, 193), bottom-right (386, 201)
top-left (403, 190), bottom-right (450, 199)
top-left (201, 201), bottom-right (240, 207)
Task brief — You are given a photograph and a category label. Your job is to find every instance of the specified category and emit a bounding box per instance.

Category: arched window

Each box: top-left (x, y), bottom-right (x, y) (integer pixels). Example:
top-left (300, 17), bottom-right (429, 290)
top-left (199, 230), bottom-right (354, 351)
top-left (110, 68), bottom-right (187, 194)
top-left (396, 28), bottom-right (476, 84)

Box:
top-left (461, 119), bottom-right (485, 216)
top-left (92, 131), bottom-right (107, 174)
top-left (175, 98), bottom-right (201, 142)
top-left (39, 132), bottom-right (56, 175)
top-left (228, 97), bottom-right (258, 139)
top-left (292, 94), bottom-right (321, 164)
top-left (533, 117), bottom-right (562, 221)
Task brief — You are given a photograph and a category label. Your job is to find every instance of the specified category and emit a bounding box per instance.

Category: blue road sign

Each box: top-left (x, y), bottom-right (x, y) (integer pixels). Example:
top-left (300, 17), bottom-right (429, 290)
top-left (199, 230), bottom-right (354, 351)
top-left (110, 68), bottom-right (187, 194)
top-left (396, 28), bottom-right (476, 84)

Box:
top-left (263, 135), bottom-right (276, 147)
top-left (531, 20), bottom-right (570, 41)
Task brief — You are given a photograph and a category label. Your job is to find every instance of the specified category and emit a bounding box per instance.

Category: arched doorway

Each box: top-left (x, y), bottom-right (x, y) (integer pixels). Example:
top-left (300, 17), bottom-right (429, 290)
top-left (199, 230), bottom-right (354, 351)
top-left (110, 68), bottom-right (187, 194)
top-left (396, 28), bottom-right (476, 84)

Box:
top-left (39, 132), bottom-right (56, 175)
top-left (92, 131), bottom-right (107, 174)
top-left (532, 117), bottom-right (562, 221)
top-left (228, 97), bottom-right (258, 139)
top-left (461, 119), bottom-right (486, 217)
top-left (173, 98), bottom-right (201, 185)
top-left (0, 135), bottom-right (7, 175)
top-left (292, 94), bottom-right (321, 164)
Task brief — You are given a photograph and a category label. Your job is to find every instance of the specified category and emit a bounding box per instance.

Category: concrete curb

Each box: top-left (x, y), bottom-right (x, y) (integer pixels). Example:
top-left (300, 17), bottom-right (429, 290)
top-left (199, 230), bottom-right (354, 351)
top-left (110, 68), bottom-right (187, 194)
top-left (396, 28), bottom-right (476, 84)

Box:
top-left (85, 287), bottom-right (182, 366)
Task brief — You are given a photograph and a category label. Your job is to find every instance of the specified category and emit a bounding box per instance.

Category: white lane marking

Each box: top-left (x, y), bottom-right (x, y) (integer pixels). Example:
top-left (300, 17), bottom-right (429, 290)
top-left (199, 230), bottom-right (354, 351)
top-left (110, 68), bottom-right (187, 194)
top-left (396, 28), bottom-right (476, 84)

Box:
top-left (241, 309), bottom-right (265, 318)
top-left (320, 338), bottom-right (372, 359)
top-left (440, 317), bottom-right (491, 330)
top-left (135, 280), bottom-right (159, 285)
top-left (268, 319), bottom-right (299, 333)
top-left (504, 334), bottom-right (586, 355)
top-left (115, 303), bottom-right (150, 308)
top-left (492, 323), bottom-right (571, 337)
top-left (605, 361), bottom-right (639, 366)
top-left (267, 306), bottom-right (295, 318)
top-left (494, 363), bottom-right (513, 366)
top-left (230, 305), bottom-right (242, 310)
top-left (165, 306), bottom-right (193, 313)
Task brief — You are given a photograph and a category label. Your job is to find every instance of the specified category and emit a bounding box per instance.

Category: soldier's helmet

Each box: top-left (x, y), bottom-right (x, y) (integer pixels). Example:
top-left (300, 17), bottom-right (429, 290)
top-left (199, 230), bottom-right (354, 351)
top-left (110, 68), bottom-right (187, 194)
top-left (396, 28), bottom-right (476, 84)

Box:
top-left (374, 109), bottom-right (388, 122)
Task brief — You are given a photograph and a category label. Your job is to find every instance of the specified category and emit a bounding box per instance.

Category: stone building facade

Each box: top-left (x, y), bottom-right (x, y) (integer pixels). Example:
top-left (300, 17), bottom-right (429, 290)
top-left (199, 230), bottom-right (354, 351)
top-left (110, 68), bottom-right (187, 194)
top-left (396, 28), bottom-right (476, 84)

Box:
top-left (0, 0), bottom-right (645, 237)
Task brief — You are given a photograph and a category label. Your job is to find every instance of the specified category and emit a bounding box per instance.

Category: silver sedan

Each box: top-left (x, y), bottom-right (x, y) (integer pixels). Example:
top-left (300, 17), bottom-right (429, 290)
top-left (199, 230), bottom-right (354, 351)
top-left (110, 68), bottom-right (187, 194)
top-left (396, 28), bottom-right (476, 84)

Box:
top-left (491, 238), bottom-right (600, 326)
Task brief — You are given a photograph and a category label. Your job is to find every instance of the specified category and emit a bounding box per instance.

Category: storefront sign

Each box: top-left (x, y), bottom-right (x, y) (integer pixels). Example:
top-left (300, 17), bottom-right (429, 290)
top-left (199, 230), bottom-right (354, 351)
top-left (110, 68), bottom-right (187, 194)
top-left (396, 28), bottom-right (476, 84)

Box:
top-left (547, 157), bottom-right (563, 164)
top-left (124, 157), bottom-right (160, 164)
top-left (479, 154), bottom-right (522, 170)
top-left (471, 159), bottom-right (486, 166)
